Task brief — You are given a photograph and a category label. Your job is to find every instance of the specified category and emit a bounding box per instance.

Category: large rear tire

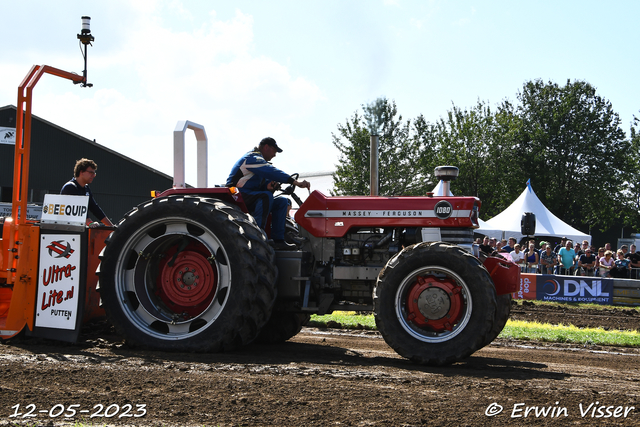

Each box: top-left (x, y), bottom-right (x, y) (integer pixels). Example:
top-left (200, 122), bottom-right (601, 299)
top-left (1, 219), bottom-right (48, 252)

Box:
top-left (374, 242), bottom-right (496, 366)
top-left (98, 196), bottom-right (277, 352)
top-left (255, 312), bottom-right (310, 344)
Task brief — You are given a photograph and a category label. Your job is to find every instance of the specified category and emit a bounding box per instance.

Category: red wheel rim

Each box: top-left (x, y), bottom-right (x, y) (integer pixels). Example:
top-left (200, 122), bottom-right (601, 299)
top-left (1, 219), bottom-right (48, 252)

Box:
top-left (157, 241), bottom-right (217, 318)
top-left (405, 275), bottom-right (464, 332)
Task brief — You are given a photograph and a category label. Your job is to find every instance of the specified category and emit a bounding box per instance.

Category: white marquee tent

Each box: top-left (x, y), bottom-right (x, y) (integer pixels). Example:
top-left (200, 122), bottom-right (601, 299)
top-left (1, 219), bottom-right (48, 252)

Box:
top-left (481, 182), bottom-right (591, 244)
top-left (476, 219), bottom-right (503, 238)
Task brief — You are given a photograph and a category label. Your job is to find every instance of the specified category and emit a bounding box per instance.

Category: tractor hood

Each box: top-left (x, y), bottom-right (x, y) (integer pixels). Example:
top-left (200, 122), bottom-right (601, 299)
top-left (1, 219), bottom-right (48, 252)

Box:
top-left (295, 190), bottom-right (481, 238)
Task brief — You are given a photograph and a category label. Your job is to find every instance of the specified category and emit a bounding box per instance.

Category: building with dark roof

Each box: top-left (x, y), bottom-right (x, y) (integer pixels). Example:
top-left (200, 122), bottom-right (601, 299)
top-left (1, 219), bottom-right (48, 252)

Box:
top-left (0, 105), bottom-right (173, 222)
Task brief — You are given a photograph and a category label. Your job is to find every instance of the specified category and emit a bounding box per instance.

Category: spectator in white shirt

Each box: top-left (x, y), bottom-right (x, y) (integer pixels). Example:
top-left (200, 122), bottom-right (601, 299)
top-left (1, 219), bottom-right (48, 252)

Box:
top-left (510, 244), bottom-right (525, 268)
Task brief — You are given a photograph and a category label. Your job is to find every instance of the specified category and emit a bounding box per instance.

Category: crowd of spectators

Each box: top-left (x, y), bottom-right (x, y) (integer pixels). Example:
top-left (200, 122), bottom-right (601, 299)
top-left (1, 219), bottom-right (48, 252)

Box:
top-left (476, 236), bottom-right (640, 279)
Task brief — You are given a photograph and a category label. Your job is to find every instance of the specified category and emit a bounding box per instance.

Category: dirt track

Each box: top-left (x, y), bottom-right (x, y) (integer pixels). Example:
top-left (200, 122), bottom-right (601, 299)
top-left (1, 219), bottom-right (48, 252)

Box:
top-left (1, 304), bottom-right (639, 426)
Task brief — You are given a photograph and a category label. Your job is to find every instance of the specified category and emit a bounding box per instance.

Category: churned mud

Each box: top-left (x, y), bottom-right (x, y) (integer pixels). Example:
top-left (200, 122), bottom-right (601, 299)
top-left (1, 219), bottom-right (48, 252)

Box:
top-left (0, 303), bottom-right (639, 426)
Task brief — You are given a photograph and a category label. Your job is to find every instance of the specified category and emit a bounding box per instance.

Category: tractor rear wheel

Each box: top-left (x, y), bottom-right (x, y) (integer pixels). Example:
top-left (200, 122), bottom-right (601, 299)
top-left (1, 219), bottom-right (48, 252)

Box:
top-left (255, 312), bottom-right (310, 344)
top-left (98, 196), bottom-right (277, 352)
top-left (374, 242), bottom-right (496, 366)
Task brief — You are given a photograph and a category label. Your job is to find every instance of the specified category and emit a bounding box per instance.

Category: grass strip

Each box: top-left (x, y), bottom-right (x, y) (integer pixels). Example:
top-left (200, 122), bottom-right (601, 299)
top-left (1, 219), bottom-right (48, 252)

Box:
top-left (501, 320), bottom-right (640, 346)
top-left (308, 312), bottom-right (376, 330)
top-left (309, 312), bottom-right (640, 347)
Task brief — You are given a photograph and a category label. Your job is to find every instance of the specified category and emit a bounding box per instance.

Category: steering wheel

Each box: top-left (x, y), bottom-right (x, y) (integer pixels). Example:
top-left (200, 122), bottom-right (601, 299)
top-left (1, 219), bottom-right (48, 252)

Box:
top-left (277, 173), bottom-right (304, 207)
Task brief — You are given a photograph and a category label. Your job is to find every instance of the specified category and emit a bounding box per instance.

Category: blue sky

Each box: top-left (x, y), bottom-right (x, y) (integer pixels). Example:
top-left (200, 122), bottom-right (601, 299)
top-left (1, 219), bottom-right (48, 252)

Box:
top-left (2, 1), bottom-right (638, 187)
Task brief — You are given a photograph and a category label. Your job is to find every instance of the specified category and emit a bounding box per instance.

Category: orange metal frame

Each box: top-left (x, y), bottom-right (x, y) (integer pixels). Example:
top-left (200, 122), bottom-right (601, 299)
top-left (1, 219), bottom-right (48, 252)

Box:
top-left (0, 66), bottom-right (86, 338)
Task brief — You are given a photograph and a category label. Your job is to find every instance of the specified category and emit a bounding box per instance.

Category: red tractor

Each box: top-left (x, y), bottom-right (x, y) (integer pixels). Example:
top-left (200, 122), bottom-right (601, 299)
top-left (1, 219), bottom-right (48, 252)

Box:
top-left (95, 164), bottom-right (518, 365)
top-left (0, 19), bottom-right (519, 366)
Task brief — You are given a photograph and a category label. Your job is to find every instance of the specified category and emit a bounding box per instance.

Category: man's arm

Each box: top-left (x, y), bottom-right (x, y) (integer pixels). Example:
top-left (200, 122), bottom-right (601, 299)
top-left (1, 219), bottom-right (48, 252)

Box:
top-left (61, 180), bottom-right (112, 227)
top-left (82, 186), bottom-right (113, 227)
top-left (293, 179), bottom-right (311, 190)
top-left (267, 179), bottom-right (311, 192)
top-left (579, 256), bottom-right (594, 268)
top-left (228, 152), bottom-right (292, 189)
top-left (100, 216), bottom-right (114, 227)
top-left (249, 157), bottom-right (294, 184)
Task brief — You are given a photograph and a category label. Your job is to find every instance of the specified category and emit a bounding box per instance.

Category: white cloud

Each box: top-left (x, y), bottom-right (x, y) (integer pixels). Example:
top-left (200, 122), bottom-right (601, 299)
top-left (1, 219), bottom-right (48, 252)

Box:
top-left (10, 3), bottom-right (326, 186)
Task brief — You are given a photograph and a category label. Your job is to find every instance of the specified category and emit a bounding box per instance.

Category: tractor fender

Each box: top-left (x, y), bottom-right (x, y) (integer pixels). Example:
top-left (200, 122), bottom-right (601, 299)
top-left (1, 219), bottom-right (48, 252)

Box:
top-left (483, 255), bottom-right (520, 295)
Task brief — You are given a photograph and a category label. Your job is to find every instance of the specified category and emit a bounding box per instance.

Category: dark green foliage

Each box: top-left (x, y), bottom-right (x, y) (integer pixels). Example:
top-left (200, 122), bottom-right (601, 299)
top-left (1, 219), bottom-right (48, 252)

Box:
top-left (417, 101), bottom-right (522, 216)
top-left (506, 80), bottom-right (630, 231)
top-left (331, 80), bottom-right (638, 233)
top-left (623, 114), bottom-right (640, 229)
top-left (332, 99), bottom-right (424, 196)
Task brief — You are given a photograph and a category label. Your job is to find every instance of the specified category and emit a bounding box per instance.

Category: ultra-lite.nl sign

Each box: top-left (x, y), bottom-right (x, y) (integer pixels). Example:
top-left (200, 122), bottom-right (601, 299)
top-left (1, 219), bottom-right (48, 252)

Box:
top-left (35, 234), bottom-right (81, 330)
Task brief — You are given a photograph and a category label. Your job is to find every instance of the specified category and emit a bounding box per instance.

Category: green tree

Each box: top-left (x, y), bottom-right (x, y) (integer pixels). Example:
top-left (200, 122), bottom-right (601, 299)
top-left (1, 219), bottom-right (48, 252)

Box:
top-left (623, 113), bottom-right (640, 229)
top-left (332, 99), bottom-right (423, 196)
top-left (331, 81), bottom-right (634, 235)
top-left (414, 100), bottom-right (522, 216)
top-left (508, 79), bottom-right (630, 231)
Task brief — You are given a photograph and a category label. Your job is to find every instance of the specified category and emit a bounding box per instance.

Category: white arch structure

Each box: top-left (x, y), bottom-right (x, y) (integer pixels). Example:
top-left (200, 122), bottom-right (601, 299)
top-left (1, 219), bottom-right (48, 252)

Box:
top-left (173, 120), bottom-right (208, 189)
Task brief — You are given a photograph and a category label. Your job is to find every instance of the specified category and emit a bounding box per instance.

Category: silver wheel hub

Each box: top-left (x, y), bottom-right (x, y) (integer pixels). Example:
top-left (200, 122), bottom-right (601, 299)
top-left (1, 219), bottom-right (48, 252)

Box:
top-left (417, 287), bottom-right (450, 319)
top-left (182, 271), bottom-right (197, 286)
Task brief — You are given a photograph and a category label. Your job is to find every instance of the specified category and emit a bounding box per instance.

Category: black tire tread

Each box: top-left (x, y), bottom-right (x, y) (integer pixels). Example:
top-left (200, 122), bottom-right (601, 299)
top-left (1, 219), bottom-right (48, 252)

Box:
top-left (374, 241), bottom-right (496, 366)
top-left (97, 195), bottom-right (277, 352)
top-left (481, 293), bottom-right (512, 347)
top-left (255, 312), bottom-right (310, 344)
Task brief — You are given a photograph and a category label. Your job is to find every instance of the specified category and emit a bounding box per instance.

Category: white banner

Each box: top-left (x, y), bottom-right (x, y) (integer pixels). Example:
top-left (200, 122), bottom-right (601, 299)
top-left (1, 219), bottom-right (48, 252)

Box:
top-left (0, 127), bottom-right (15, 145)
top-left (0, 202), bottom-right (42, 220)
top-left (36, 234), bottom-right (82, 329)
top-left (41, 194), bottom-right (89, 227)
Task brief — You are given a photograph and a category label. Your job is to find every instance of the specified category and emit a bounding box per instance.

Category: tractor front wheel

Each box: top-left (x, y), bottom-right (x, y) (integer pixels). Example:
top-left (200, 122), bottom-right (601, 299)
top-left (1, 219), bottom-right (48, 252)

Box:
top-left (374, 242), bottom-right (496, 365)
top-left (481, 293), bottom-right (512, 347)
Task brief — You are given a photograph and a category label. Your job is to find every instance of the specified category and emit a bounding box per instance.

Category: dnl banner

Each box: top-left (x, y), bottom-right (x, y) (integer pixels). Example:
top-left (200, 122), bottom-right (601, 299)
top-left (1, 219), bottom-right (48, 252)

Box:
top-left (514, 274), bottom-right (613, 305)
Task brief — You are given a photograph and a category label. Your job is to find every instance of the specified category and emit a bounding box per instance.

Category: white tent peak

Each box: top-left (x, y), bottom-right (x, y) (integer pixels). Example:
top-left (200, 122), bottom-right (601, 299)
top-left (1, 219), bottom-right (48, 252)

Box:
top-left (483, 182), bottom-right (591, 244)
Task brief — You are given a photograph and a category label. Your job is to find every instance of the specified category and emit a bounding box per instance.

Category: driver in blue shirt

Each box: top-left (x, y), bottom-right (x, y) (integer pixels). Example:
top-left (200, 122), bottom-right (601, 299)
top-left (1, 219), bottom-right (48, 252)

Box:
top-left (227, 137), bottom-right (310, 250)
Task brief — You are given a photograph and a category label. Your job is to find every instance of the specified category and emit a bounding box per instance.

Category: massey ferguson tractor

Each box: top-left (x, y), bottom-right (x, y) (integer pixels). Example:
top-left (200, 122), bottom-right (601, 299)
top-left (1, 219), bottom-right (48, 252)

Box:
top-left (0, 19), bottom-right (519, 366)
top-left (94, 168), bottom-right (519, 365)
